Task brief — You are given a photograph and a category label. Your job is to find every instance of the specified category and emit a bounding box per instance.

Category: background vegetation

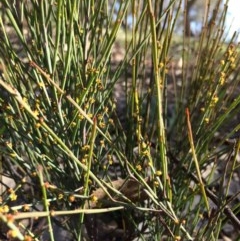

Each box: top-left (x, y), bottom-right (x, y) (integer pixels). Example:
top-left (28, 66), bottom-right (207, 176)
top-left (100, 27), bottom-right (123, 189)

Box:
top-left (0, 0), bottom-right (240, 240)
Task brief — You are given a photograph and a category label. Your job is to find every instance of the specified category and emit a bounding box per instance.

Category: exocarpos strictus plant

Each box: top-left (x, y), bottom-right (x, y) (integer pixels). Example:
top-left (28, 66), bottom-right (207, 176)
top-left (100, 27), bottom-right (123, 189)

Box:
top-left (0, 0), bottom-right (240, 240)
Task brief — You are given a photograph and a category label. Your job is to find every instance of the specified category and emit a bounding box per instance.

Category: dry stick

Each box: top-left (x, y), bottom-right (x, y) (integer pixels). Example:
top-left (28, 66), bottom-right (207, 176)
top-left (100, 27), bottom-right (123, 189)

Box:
top-left (168, 152), bottom-right (240, 230)
top-left (11, 206), bottom-right (125, 220)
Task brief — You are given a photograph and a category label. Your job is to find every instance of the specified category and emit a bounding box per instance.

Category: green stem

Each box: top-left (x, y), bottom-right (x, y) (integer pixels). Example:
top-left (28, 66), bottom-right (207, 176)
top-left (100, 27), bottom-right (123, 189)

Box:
top-left (37, 165), bottom-right (54, 241)
top-left (147, 0), bottom-right (169, 197)
top-left (186, 108), bottom-right (210, 215)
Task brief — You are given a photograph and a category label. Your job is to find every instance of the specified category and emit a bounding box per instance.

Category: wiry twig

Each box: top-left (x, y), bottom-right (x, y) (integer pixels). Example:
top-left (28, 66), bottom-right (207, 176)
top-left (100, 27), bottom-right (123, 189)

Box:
top-left (168, 151), bottom-right (240, 230)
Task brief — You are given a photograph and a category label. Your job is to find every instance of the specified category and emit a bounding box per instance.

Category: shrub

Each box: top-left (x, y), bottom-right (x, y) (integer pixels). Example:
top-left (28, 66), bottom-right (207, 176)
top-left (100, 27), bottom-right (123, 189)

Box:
top-left (0, 0), bottom-right (240, 240)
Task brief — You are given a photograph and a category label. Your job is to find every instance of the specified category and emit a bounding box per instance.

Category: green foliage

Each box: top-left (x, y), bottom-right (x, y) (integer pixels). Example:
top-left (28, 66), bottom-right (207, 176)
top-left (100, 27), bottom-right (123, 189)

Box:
top-left (0, 0), bottom-right (240, 240)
